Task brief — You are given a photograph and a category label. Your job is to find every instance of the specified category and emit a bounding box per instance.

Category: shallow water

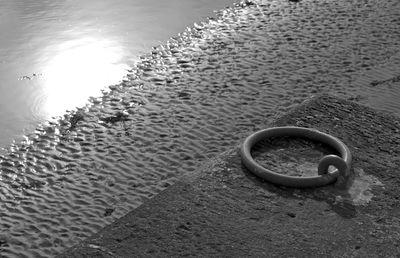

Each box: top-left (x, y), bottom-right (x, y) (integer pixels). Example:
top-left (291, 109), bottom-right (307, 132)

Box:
top-left (0, 0), bottom-right (236, 148)
top-left (1, 0), bottom-right (400, 257)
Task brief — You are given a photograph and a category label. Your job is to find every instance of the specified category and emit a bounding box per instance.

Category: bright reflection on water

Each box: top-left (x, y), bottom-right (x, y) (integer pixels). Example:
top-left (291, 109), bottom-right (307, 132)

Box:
top-left (0, 0), bottom-right (236, 148)
top-left (42, 37), bottom-right (128, 116)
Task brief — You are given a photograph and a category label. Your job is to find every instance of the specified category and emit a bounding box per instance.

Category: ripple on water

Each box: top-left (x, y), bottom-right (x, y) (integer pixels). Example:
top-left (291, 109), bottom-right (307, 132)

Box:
top-left (1, 0), bottom-right (400, 256)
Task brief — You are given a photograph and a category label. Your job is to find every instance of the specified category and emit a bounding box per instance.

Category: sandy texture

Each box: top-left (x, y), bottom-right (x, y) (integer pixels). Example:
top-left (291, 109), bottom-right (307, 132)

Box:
top-left (2, 0), bottom-right (400, 256)
top-left (58, 95), bottom-right (400, 257)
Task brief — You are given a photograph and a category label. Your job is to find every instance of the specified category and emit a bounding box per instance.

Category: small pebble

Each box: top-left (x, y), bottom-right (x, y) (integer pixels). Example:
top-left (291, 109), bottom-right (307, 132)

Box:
top-left (287, 212), bottom-right (296, 218)
top-left (104, 208), bottom-right (115, 217)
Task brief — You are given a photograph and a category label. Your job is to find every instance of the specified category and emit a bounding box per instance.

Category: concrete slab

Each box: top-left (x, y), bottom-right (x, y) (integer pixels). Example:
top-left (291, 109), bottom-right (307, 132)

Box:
top-left (59, 95), bottom-right (400, 257)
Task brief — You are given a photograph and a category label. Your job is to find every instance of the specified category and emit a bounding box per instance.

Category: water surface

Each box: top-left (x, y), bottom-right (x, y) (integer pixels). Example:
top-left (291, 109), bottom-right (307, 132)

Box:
top-left (0, 0), bottom-right (236, 148)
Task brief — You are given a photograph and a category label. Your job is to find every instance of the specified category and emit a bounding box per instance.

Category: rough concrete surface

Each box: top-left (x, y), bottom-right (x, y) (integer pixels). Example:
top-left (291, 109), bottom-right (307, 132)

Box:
top-left (59, 95), bottom-right (400, 257)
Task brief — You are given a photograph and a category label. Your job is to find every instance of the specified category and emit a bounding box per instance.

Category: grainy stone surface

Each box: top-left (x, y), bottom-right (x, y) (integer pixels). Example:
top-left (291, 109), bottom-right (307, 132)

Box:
top-left (59, 95), bottom-right (400, 257)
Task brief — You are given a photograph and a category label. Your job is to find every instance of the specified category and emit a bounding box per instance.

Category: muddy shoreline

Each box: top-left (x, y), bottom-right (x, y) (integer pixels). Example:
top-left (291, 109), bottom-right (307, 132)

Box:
top-left (1, 0), bottom-right (400, 256)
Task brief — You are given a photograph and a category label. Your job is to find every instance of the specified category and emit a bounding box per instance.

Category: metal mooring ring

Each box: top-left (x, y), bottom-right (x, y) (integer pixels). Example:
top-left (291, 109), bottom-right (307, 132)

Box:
top-left (240, 126), bottom-right (352, 188)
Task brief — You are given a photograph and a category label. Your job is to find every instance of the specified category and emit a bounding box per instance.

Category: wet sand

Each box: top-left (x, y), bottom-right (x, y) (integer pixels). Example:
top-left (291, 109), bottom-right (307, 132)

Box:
top-left (58, 95), bottom-right (400, 257)
top-left (1, 0), bottom-right (400, 256)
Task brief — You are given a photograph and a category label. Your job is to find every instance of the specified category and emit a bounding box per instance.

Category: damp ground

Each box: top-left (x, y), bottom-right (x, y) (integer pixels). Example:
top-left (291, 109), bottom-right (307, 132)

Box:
top-left (1, 0), bottom-right (400, 257)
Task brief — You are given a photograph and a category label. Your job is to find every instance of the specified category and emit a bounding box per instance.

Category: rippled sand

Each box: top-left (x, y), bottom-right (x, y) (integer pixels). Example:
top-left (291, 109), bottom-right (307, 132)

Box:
top-left (1, 0), bottom-right (400, 256)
